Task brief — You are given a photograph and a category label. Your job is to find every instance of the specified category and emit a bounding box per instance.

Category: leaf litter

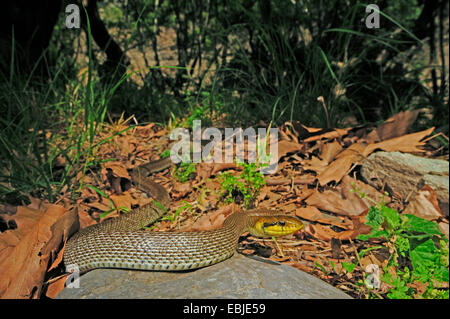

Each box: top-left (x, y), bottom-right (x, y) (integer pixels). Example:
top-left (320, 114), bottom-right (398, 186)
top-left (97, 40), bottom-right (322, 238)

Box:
top-left (0, 110), bottom-right (447, 299)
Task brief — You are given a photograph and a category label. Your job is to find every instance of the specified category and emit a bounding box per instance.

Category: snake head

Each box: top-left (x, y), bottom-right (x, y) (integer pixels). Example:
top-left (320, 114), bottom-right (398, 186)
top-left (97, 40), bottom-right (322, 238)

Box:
top-left (248, 215), bottom-right (304, 237)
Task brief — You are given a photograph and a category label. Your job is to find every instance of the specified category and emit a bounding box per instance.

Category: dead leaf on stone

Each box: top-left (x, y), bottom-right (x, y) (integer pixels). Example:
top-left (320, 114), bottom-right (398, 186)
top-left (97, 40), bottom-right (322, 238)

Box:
top-left (0, 203), bottom-right (74, 298)
top-left (362, 127), bottom-right (434, 157)
top-left (403, 185), bottom-right (444, 221)
top-left (306, 176), bottom-right (390, 216)
top-left (438, 222), bottom-right (449, 238)
top-left (317, 151), bottom-right (363, 186)
top-left (364, 110), bottom-right (423, 142)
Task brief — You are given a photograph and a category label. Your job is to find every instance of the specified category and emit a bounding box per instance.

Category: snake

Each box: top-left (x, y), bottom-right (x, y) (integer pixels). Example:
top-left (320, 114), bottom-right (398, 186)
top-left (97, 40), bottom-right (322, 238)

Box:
top-left (64, 157), bottom-right (304, 273)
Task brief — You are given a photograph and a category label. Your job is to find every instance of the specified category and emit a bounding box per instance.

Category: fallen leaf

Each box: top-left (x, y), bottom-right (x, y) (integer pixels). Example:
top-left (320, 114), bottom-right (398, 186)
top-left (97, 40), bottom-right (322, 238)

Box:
top-left (295, 206), bottom-right (353, 229)
top-left (265, 175), bottom-right (316, 186)
top-left (402, 185), bottom-right (444, 221)
top-left (302, 156), bottom-right (328, 174)
top-left (0, 203), bottom-right (74, 298)
top-left (307, 215), bottom-right (371, 241)
top-left (110, 192), bottom-right (136, 211)
top-left (320, 140), bottom-right (343, 163)
top-left (277, 139), bottom-right (303, 161)
top-left (306, 143), bottom-right (365, 186)
top-left (303, 127), bottom-right (352, 142)
top-left (280, 203), bottom-right (297, 213)
top-left (306, 176), bottom-right (390, 216)
top-left (362, 127), bottom-right (434, 157)
top-left (317, 151), bottom-right (363, 186)
top-left (185, 204), bottom-right (240, 231)
top-left (364, 110), bottom-right (423, 142)
top-left (103, 161), bottom-right (130, 179)
top-left (45, 275), bottom-right (68, 299)
top-left (438, 222), bottom-right (449, 238)
top-left (172, 181), bottom-right (193, 198)
top-left (135, 122), bottom-right (156, 137)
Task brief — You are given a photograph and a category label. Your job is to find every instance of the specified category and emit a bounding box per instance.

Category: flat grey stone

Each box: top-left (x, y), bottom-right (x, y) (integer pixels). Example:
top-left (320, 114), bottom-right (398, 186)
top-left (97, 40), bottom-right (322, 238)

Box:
top-left (361, 151), bottom-right (449, 215)
top-left (57, 254), bottom-right (351, 299)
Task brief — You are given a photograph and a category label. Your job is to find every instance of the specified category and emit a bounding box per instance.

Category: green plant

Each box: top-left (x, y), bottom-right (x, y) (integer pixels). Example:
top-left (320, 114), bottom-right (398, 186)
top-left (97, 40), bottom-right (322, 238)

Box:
top-left (357, 202), bottom-right (449, 299)
top-left (219, 160), bottom-right (266, 209)
top-left (161, 201), bottom-right (192, 223)
top-left (172, 161), bottom-right (197, 183)
top-left (86, 185), bottom-right (131, 219)
top-left (0, 11), bottom-right (129, 204)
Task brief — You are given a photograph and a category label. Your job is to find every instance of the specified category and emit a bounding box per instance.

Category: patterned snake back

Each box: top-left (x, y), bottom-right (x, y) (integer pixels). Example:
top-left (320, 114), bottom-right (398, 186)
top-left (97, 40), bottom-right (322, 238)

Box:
top-left (64, 158), bottom-right (303, 272)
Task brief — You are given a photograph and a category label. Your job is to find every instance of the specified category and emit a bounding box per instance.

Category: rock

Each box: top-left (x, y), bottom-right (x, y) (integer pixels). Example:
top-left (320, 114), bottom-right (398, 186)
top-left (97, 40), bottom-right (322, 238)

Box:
top-left (361, 152), bottom-right (449, 216)
top-left (56, 254), bottom-right (351, 299)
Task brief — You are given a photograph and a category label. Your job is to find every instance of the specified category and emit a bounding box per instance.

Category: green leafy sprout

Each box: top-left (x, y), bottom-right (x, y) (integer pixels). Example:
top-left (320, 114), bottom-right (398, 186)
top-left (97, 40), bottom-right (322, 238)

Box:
top-left (352, 184), bottom-right (449, 299)
top-left (219, 160), bottom-right (266, 209)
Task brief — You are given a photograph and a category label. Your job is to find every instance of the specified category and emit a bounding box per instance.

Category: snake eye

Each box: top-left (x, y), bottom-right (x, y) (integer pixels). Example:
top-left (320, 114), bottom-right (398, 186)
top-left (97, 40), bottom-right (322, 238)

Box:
top-left (278, 221), bottom-right (286, 226)
top-left (263, 222), bottom-right (277, 228)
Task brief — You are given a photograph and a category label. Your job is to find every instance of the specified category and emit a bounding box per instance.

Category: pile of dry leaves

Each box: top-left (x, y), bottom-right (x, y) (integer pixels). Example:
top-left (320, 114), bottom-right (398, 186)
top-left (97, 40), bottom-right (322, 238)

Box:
top-left (0, 110), bottom-right (447, 298)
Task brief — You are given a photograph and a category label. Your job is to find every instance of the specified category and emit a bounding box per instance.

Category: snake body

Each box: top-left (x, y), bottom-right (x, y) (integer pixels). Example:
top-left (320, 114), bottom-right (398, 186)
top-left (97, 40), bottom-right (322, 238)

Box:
top-left (64, 158), bottom-right (303, 272)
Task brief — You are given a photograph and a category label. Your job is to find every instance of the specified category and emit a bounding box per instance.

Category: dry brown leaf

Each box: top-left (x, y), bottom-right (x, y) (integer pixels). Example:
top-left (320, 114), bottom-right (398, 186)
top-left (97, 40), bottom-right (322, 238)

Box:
top-left (0, 204), bottom-right (74, 298)
top-left (306, 214), bottom-right (371, 241)
top-left (302, 156), bottom-right (328, 174)
top-left (172, 181), bottom-right (193, 198)
top-left (85, 196), bottom-right (112, 212)
top-left (402, 185), bottom-right (444, 221)
top-left (185, 204), bottom-right (239, 231)
top-left (211, 163), bottom-right (238, 175)
top-left (286, 121), bottom-right (351, 142)
top-left (195, 162), bottom-right (216, 183)
top-left (306, 176), bottom-right (390, 216)
top-left (117, 136), bottom-right (138, 157)
top-left (295, 206), bottom-right (353, 229)
top-left (277, 139), bottom-right (303, 161)
top-left (316, 143), bottom-right (366, 186)
top-left (76, 205), bottom-right (97, 228)
top-left (364, 110), bottom-right (423, 142)
top-left (320, 140), bottom-right (343, 163)
top-left (135, 122), bottom-right (156, 137)
top-left (295, 188), bottom-right (315, 202)
top-left (110, 192), bottom-right (136, 211)
top-left (317, 151), bottom-right (363, 186)
top-left (265, 175), bottom-right (316, 186)
top-left (335, 142), bottom-right (367, 159)
top-left (45, 275), bottom-right (68, 299)
top-left (303, 128), bottom-right (352, 142)
top-left (280, 203), bottom-right (297, 213)
top-left (266, 191), bottom-right (282, 202)
top-left (103, 161), bottom-right (130, 179)
top-left (362, 127), bottom-right (434, 157)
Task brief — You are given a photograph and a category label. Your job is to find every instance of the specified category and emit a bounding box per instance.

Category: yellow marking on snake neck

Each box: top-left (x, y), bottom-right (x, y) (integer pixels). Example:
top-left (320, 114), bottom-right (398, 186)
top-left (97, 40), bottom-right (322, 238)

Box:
top-left (250, 216), bottom-right (303, 237)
